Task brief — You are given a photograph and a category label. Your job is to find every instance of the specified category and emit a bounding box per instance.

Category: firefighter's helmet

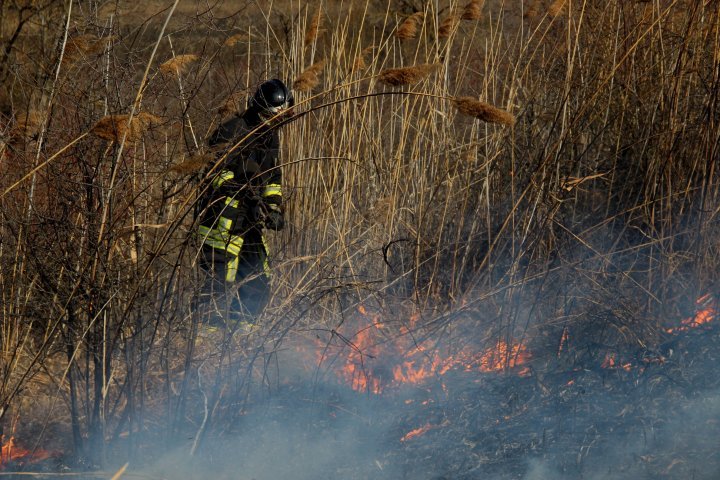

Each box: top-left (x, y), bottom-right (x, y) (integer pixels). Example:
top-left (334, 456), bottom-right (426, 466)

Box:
top-left (250, 79), bottom-right (294, 116)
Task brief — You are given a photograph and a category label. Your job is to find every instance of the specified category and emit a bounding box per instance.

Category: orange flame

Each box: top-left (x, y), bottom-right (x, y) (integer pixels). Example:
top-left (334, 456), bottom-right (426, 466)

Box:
top-left (324, 307), bottom-right (532, 393)
top-left (479, 341), bottom-right (531, 373)
top-left (666, 294), bottom-right (716, 333)
top-left (322, 293), bottom-right (716, 393)
top-left (400, 423), bottom-right (433, 442)
top-left (557, 327), bottom-right (569, 357)
top-left (601, 353), bottom-right (632, 372)
top-left (0, 436), bottom-right (57, 468)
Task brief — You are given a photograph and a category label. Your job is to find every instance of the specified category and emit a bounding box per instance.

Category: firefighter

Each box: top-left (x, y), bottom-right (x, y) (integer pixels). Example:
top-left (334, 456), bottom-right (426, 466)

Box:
top-left (197, 79), bottom-right (292, 329)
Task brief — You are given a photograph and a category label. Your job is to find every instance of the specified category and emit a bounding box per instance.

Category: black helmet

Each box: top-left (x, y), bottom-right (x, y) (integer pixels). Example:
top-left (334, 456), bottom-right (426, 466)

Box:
top-left (249, 79), bottom-right (294, 114)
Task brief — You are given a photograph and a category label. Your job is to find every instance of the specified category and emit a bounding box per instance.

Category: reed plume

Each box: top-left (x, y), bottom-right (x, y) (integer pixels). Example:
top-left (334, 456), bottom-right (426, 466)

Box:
top-left (159, 54), bottom-right (199, 76)
top-left (438, 13), bottom-right (460, 38)
top-left (170, 153), bottom-right (215, 175)
top-left (219, 91), bottom-right (248, 116)
top-left (91, 112), bottom-right (161, 143)
top-left (304, 8), bottom-right (324, 46)
top-left (293, 60), bottom-right (326, 92)
top-left (11, 110), bottom-right (42, 139)
top-left (396, 12), bottom-right (424, 40)
top-left (377, 63), bottom-right (439, 86)
top-left (451, 97), bottom-right (515, 126)
top-left (461, 0), bottom-right (484, 21)
top-left (352, 46), bottom-right (375, 72)
top-left (549, 0), bottom-right (568, 17)
top-left (525, 0), bottom-right (540, 19)
top-left (224, 32), bottom-right (251, 47)
top-left (62, 34), bottom-right (115, 66)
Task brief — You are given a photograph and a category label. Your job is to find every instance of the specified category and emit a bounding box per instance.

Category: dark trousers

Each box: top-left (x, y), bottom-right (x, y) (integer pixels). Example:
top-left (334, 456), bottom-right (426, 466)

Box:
top-left (199, 231), bottom-right (270, 327)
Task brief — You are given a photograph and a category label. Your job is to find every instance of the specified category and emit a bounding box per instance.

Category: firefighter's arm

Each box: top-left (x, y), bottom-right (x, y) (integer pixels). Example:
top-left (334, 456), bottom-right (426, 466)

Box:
top-left (261, 163), bottom-right (283, 231)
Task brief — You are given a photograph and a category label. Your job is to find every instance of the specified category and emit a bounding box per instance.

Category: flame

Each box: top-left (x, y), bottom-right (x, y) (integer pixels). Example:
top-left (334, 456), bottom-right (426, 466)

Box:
top-left (400, 423), bottom-right (433, 442)
top-left (324, 307), bottom-right (532, 393)
top-left (325, 293), bottom-right (714, 393)
top-left (479, 341), bottom-right (531, 373)
top-left (601, 353), bottom-right (632, 372)
top-left (557, 327), bottom-right (569, 357)
top-left (0, 436), bottom-right (56, 468)
top-left (666, 294), bottom-right (717, 333)
top-left (338, 324), bottom-right (385, 394)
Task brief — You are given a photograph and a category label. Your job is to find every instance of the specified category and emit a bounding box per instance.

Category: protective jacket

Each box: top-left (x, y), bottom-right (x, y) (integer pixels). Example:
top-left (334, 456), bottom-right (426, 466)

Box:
top-left (197, 106), bottom-right (283, 284)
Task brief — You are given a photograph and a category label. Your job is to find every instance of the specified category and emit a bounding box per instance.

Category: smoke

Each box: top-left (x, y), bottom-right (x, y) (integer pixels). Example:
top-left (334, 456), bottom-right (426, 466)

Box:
top-left (149, 405), bottom-right (399, 480)
top-left (522, 388), bottom-right (720, 480)
top-left (138, 322), bottom-right (720, 480)
top-left (144, 347), bottom-right (404, 480)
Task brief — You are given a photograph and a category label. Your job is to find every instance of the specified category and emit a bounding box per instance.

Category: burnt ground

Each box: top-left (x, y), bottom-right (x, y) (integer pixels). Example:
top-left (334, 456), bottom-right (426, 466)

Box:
top-left (135, 320), bottom-right (720, 480)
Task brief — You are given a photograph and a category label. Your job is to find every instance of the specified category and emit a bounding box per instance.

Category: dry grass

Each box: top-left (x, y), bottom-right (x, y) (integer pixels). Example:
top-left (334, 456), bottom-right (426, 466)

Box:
top-left (377, 63), bottom-right (440, 86)
top-left (293, 60), bottom-right (326, 91)
top-left (451, 97), bottom-right (515, 126)
top-left (396, 12), bottom-right (424, 40)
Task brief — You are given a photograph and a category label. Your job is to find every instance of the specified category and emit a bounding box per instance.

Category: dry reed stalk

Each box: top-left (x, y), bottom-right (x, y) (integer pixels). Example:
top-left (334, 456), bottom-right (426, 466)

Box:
top-left (438, 13), bottom-right (460, 38)
top-left (304, 8), bottom-right (324, 46)
top-left (396, 12), bottom-right (424, 40)
top-left (524, 0), bottom-right (540, 19)
top-left (549, 0), bottom-right (568, 17)
top-left (293, 60), bottom-right (326, 92)
top-left (159, 54), bottom-right (199, 76)
top-left (170, 153), bottom-right (215, 174)
top-left (352, 46), bottom-right (375, 72)
top-left (377, 63), bottom-right (439, 86)
top-left (461, 0), bottom-right (484, 21)
top-left (91, 112), bottom-right (161, 143)
top-left (224, 32), bottom-right (251, 47)
top-left (451, 97), bottom-right (515, 126)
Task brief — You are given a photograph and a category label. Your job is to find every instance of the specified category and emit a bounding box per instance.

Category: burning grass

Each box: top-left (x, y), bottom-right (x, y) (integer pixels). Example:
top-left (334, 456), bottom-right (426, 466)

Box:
top-left (1, 436), bottom-right (60, 470)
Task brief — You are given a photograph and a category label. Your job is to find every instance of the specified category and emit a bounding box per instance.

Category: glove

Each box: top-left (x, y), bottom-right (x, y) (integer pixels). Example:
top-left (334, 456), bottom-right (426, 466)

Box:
top-left (264, 203), bottom-right (285, 231)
